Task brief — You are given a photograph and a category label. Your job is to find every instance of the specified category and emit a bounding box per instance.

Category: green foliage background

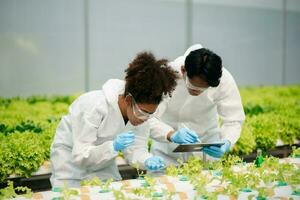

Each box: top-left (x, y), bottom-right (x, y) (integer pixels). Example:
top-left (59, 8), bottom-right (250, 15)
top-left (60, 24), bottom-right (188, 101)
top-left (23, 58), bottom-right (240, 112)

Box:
top-left (233, 85), bottom-right (300, 155)
top-left (0, 86), bottom-right (300, 181)
top-left (0, 95), bottom-right (78, 182)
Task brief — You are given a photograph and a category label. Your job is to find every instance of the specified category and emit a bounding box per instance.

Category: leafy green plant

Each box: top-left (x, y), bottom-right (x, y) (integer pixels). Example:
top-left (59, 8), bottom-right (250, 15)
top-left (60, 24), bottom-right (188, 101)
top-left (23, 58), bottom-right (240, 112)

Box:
top-left (165, 164), bottom-right (179, 177)
top-left (236, 85), bottom-right (300, 155)
top-left (0, 96), bottom-right (68, 182)
top-left (171, 154), bottom-right (299, 199)
top-left (80, 177), bottom-right (113, 192)
top-left (112, 189), bottom-right (127, 200)
top-left (175, 156), bottom-right (203, 177)
top-left (0, 131), bottom-right (50, 181)
top-left (1, 86), bottom-right (300, 197)
top-left (132, 163), bottom-right (145, 179)
top-left (0, 181), bottom-right (17, 199)
top-left (0, 181), bottom-right (32, 199)
top-left (60, 182), bottom-right (79, 200)
top-left (291, 146), bottom-right (300, 158)
top-left (143, 175), bottom-right (156, 188)
top-left (162, 189), bottom-right (175, 200)
top-left (232, 120), bottom-right (256, 155)
top-left (243, 103), bottom-right (273, 117)
top-left (132, 186), bottom-right (153, 198)
top-left (190, 173), bottom-right (212, 199)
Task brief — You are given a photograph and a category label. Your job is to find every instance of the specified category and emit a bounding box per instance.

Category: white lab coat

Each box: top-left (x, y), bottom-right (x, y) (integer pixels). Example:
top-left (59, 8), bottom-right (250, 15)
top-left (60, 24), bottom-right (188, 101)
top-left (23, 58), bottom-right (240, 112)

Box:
top-left (150, 44), bottom-right (245, 165)
top-left (50, 79), bottom-right (152, 187)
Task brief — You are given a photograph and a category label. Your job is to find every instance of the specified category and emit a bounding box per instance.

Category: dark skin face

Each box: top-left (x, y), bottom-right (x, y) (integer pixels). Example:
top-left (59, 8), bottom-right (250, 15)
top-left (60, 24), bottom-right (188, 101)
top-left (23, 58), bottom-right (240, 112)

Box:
top-left (181, 66), bottom-right (209, 96)
top-left (118, 95), bottom-right (158, 126)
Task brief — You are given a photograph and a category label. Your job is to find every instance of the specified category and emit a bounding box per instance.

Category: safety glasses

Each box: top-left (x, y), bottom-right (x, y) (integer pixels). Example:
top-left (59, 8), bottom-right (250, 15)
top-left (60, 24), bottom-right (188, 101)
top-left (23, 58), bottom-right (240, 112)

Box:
top-left (183, 73), bottom-right (209, 92)
top-left (128, 93), bottom-right (154, 120)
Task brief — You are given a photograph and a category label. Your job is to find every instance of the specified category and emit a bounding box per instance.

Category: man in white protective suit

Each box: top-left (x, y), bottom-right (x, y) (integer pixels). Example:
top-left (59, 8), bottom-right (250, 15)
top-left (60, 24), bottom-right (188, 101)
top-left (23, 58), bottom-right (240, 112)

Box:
top-left (150, 44), bottom-right (245, 165)
top-left (50, 52), bottom-right (178, 187)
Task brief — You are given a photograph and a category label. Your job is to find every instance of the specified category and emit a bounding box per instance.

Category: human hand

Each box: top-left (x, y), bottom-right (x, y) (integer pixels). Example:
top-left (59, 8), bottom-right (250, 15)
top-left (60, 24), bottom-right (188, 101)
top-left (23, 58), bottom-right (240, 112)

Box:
top-left (113, 131), bottom-right (135, 151)
top-left (202, 140), bottom-right (231, 158)
top-left (144, 156), bottom-right (165, 171)
top-left (170, 128), bottom-right (199, 144)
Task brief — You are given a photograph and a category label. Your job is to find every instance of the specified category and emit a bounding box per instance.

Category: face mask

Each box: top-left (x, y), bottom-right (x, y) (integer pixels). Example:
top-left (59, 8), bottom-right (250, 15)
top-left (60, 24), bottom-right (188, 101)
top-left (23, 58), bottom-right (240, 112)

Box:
top-left (183, 73), bottom-right (209, 92)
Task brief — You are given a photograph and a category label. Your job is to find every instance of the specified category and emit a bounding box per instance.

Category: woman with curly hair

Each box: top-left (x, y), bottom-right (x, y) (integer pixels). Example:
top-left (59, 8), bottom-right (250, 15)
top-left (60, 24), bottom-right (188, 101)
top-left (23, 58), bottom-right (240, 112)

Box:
top-left (50, 52), bottom-right (178, 187)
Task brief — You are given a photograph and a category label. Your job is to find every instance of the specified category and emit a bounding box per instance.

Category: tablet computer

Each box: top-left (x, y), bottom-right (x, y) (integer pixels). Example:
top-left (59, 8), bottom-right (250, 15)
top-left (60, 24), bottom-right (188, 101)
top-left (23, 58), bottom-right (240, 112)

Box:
top-left (172, 142), bottom-right (225, 153)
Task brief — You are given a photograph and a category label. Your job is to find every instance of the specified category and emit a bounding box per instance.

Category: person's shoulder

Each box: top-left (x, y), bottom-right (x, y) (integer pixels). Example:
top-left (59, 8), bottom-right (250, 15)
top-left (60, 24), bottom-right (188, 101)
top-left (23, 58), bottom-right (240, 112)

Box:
top-left (219, 67), bottom-right (237, 86)
top-left (76, 90), bottom-right (106, 105)
top-left (70, 90), bottom-right (108, 116)
top-left (209, 68), bottom-right (238, 98)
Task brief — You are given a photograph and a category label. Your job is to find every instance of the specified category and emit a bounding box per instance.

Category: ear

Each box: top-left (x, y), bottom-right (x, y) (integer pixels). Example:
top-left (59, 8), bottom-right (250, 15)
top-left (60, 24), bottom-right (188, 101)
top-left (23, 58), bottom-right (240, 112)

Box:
top-left (125, 94), bottom-right (132, 105)
top-left (180, 65), bottom-right (185, 75)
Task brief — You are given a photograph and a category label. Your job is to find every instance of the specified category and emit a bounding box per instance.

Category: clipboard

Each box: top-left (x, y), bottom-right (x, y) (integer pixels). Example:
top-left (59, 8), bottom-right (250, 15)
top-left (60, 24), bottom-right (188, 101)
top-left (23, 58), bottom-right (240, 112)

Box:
top-left (172, 142), bottom-right (225, 153)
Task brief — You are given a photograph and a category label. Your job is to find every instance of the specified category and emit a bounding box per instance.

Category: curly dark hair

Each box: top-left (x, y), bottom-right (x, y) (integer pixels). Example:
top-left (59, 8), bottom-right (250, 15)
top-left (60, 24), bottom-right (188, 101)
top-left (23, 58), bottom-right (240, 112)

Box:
top-left (185, 48), bottom-right (222, 87)
top-left (124, 52), bottom-right (179, 104)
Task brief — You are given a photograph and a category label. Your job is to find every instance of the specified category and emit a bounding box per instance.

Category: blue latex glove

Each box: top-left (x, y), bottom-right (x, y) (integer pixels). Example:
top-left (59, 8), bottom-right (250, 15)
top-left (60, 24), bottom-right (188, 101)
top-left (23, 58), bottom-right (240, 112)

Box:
top-left (113, 131), bottom-right (135, 151)
top-left (144, 156), bottom-right (166, 171)
top-left (203, 140), bottom-right (231, 158)
top-left (170, 128), bottom-right (199, 144)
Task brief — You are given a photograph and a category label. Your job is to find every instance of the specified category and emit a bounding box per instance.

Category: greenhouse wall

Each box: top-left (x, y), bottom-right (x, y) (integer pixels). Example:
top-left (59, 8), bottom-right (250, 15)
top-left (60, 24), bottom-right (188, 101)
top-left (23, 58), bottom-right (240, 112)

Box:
top-left (0, 0), bottom-right (299, 97)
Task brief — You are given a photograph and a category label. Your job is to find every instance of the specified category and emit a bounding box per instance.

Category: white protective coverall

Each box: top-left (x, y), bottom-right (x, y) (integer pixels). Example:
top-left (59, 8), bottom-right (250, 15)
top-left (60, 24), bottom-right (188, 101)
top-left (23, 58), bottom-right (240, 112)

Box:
top-left (150, 44), bottom-right (245, 165)
top-left (50, 79), bottom-right (152, 187)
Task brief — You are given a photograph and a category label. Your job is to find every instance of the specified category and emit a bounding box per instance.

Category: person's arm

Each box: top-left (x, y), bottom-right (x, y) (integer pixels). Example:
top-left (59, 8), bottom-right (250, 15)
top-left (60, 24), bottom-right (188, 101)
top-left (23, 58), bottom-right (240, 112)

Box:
top-left (215, 69), bottom-right (245, 145)
top-left (148, 87), bottom-right (199, 144)
top-left (149, 117), bottom-right (174, 142)
top-left (71, 106), bottom-right (118, 171)
top-left (203, 70), bottom-right (245, 158)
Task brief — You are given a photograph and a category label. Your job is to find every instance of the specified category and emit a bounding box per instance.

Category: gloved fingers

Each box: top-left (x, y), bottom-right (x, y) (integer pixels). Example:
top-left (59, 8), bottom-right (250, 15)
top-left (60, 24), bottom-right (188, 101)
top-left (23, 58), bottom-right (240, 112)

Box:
top-left (121, 141), bottom-right (134, 147)
top-left (208, 145), bottom-right (222, 152)
top-left (180, 128), bottom-right (198, 139)
top-left (157, 159), bottom-right (166, 168)
top-left (183, 132), bottom-right (198, 142)
top-left (186, 131), bottom-right (198, 139)
top-left (146, 163), bottom-right (157, 170)
top-left (119, 140), bottom-right (133, 146)
top-left (182, 136), bottom-right (195, 144)
top-left (119, 134), bottom-right (135, 139)
top-left (185, 133), bottom-right (197, 140)
top-left (119, 137), bottom-right (135, 142)
top-left (145, 157), bottom-right (165, 171)
top-left (202, 147), bottom-right (210, 153)
top-left (149, 166), bottom-right (158, 170)
top-left (124, 130), bottom-right (134, 135)
top-left (151, 165), bottom-right (159, 170)
top-left (122, 143), bottom-right (133, 148)
top-left (127, 131), bottom-right (134, 134)
top-left (148, 163), bottom-right (164, 171)
top-left (179, 127), bottom-right (189, 133)
top-left (113, 142), bottom-right (125, 151)
top-left (121, 138), bottom-right (135, 143)
top-left (203, 147), bottom-right (220, 158)
top-left (209, 146), bottom-right (227, 155)
top-left (147, 160), bottom-right (156, 166)
top-left (158, 162), bottom-right (166, 169)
